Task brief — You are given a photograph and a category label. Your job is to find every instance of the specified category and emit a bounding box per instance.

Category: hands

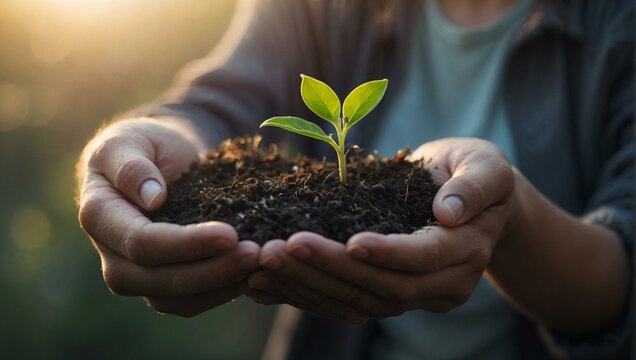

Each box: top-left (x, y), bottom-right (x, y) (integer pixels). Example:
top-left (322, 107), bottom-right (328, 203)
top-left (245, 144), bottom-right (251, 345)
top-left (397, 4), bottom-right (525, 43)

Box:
top-left (78, 131), bottom-right (515, 321)
top-left (78, 127), bottom-right (628, 333)
top-left (245, 138), bottom-right (517, 323)
top-left (77, 118), bottom-right (260, 317)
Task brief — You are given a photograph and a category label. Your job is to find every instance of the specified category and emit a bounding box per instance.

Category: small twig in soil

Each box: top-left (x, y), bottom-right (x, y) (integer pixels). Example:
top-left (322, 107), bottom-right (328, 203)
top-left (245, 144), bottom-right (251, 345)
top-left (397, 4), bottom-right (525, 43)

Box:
top-left (365, 198), bottom-right (381, 214)
top-left (230, 160), bottom-right (243, 192)
top-left (302, 173), bottom-right (313, 187)
top-left (322, 170), bottom-right (338, 187)
top-left (345, 144), bottom-right (362, 160)
top-left (404, 168), bottom-right (414, 203)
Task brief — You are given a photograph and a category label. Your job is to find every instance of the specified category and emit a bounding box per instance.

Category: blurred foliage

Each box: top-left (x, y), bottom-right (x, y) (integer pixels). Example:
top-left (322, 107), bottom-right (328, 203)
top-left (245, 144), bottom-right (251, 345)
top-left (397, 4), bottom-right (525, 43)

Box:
top-left (0, 0), bottom-right (275, 358)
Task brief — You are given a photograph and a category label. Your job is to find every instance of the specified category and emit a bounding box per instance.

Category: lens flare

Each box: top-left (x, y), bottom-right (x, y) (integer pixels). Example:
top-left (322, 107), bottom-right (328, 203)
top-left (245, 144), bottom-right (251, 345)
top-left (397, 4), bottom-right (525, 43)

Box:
top-left (11, 207), bottom-right (51, 250)
top-left (0, 84), bottom-right (30, 131)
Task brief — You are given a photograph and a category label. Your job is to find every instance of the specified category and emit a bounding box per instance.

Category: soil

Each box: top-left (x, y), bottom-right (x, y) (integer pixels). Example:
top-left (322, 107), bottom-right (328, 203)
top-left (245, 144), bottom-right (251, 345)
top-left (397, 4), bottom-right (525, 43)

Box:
top-left (149, 136), bottom-right (440, 244)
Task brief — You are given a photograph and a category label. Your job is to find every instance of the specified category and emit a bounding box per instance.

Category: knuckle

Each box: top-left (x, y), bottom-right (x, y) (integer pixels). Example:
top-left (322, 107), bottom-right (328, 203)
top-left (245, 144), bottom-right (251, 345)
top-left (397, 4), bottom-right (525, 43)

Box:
top-left (88, 135), bottom-right (124, 168)
top-left (469, 245), bottom-right (491, 270)
top-left (168, 274), bottom-right (191, 297)
top-left (460, 176), bottom-right (486, 209)
top-left (78, 196), bottom-right (101, 232)
top-left (450, 284), bottom-right (474, 308)
top-left (419, 241), bottom-right (443, 272)
top-left (342, 288), bottom-right (365, 308)
top-left (102, 266), bottom-right (129, 296)
top-left (390, 282), bottom-right (418, 304)
top-left (123, 229), bottom-right (150, 265)
top-left (114, 156), bottom-right (145, 190)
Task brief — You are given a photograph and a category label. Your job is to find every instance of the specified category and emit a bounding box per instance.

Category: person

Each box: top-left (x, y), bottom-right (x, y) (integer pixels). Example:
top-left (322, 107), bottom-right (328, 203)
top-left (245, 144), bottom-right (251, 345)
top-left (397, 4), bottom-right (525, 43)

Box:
top-left (76, 0), bottom-right (634, 358)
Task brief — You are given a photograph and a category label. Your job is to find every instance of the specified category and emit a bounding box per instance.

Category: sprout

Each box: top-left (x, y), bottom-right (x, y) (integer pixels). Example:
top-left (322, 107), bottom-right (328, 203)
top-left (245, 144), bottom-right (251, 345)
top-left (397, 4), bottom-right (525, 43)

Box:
top-left (260, 74), bottom-right (388, 184)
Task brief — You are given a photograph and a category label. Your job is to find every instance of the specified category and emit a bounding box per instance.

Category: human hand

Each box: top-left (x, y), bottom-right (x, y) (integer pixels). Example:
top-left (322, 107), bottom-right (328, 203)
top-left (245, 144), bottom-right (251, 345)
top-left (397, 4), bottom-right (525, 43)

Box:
top-left (245, 138), bottom-right (516, 323)
top-left (77, 118), bottom-right (260, 317)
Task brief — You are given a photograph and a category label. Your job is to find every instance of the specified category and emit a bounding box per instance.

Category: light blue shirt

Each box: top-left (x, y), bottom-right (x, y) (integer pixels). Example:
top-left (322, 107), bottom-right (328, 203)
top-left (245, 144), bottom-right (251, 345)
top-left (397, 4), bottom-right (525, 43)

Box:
top-left (371, 0), bottom-right (536, 165)
top-left (370, 0), bottom-right (534, 358)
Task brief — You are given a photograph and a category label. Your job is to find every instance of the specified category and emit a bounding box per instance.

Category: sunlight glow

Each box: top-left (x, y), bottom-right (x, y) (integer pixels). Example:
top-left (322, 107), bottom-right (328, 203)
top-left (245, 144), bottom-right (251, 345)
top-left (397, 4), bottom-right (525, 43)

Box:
top-left (34, 0), bottom-right (145, 22)
top-left (48, 0), bottom-right (113, 6)
top-left (30, 23), bottom-right (74, 64)
top-left (26, 86), bottom-right (59, 127)
top-left (11, 207), bottom-right (51, 250)
top-left (46, 0), bottom-right (120, 14)
top-left (0, 84), bottom-right (30, 132)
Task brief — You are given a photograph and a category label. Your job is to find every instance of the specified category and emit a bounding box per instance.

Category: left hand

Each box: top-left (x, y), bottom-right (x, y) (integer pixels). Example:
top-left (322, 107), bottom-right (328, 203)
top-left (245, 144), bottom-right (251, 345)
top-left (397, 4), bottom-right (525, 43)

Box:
top-left (245, 138), bottom-right (518, 323)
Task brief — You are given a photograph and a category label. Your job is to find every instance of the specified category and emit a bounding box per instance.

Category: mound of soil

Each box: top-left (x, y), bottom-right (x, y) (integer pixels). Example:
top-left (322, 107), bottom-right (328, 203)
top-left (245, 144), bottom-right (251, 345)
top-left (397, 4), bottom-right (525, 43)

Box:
top-left (149, 136), bottom-right (440, 244)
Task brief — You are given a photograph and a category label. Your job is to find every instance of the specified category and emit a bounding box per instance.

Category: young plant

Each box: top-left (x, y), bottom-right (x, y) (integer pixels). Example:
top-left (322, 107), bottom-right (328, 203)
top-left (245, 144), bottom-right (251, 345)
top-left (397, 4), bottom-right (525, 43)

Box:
top-left (260, 74), bottom-right (388, 184)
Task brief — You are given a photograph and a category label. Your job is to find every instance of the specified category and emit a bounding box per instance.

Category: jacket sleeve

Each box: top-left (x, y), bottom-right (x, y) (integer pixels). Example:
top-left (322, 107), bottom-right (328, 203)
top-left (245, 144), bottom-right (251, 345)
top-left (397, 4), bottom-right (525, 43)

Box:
top-left (582, 4), bottom-right (635, 251)
top-left (123, 0), bottom-right (324, 148)
top-left (548, 3), bottom-right (634, 359)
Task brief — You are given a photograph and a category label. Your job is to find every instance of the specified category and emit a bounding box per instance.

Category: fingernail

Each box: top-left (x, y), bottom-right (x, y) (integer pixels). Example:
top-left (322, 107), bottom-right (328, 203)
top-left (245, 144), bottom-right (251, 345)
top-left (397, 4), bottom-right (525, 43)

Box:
top-left (348, 245), bottom-right (369, 259)
top-left (140, 179), bottom-right (162, 208)
top-left (289, 245), bottom-right (311, 260)
top-left (442, 196), bottom-right (464, 223)
top-left (262, 256), bottom-right (282, 270)
top-left (248, 275), bottom-right (270, 291)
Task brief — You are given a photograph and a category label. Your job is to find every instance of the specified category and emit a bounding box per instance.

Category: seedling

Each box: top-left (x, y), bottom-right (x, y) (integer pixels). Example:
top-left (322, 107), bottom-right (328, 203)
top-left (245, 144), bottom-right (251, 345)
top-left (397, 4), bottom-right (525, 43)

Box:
top-left (260, 74), bottom-right (388, 184)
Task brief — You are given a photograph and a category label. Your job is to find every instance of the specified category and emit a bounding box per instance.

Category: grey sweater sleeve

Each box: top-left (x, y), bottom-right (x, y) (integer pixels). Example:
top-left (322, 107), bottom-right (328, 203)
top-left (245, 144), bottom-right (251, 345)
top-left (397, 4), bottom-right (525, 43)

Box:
top-left (123, 0), bottom-right (324, 149)
top-left (122, 0), bottom-right (406, 154)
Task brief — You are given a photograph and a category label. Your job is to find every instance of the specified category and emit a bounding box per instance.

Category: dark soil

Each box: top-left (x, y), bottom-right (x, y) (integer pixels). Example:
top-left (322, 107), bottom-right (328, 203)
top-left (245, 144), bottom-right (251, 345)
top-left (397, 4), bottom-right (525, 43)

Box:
top-left (149, 136), bottom-right (440, 244)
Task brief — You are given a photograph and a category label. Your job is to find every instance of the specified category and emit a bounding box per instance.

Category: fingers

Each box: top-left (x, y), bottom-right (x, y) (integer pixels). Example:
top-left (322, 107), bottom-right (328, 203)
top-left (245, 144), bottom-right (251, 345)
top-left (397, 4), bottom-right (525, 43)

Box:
top-left (257, 239), bottom-right (401, 318)
top-left (409, 139), bottom-right (514, 227)
top-left (99, 241), bottom-right (260, 297)
top-left (145, 284), bottom-right (244, 318)
top-left (88, 132), bottom-right (167, 211)
top-left (78, 121), bottom-right (233, 266)
top-left (248, 271), bottom-right (369, 324)
top-left (346, 230), bottom-right (471, 273)
top-left (283, 234), bottom-right (414, 303)
top-left (245, 271), bottom-right (285, 306)
top-left (284, 233), bottom-right (472, 306)
top-left (433, 156), bottom-right (513, 226)
top-left (79, 177), bottom-right (238, 265)
top-left (346, 203), bottom-right (506, 273)
top-left (257, 235), bottom-right (480, 317)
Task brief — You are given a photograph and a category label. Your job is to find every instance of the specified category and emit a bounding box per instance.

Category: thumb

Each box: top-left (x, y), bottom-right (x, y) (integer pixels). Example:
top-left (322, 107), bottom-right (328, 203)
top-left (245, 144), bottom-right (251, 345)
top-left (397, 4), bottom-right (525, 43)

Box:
top-left (89, 136), bottom-right (167, 211)
top-left (433, 160), bottom-right (513, 227)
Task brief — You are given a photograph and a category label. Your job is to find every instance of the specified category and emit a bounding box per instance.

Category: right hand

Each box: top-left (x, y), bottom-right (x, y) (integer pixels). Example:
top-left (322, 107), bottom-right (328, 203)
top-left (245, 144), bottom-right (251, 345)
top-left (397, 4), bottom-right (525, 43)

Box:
top-left (77, 118), bottom-right (260, 317)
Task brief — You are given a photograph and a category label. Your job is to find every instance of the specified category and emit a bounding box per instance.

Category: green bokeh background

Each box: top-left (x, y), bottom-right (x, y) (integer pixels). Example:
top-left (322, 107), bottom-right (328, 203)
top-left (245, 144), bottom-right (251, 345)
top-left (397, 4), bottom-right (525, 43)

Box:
top-left (0, 1), bottom-right (275, 358)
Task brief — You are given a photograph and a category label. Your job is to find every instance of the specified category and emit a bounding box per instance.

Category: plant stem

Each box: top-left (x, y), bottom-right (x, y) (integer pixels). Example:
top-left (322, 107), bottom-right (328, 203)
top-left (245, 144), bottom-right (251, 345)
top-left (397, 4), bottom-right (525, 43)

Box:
top-left (336, 149), bottom-right (346, 184)
top-left (336, 121), bottom-right (347, 184)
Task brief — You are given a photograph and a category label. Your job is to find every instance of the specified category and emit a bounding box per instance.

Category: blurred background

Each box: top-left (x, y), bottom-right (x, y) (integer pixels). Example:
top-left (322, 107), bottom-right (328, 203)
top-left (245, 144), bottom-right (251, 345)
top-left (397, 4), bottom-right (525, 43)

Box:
top-left (0, 0), bottom-right (275, 358)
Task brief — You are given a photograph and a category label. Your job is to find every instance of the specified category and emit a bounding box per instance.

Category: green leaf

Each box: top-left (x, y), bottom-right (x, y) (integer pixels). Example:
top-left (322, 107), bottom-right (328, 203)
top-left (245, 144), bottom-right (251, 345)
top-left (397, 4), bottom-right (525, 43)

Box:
top-left (300, 74), bottom-right (341, 126)
top-left (260, 116), bottom-right (338, 149)
top-left (343, 79), bottom-right (388, 130)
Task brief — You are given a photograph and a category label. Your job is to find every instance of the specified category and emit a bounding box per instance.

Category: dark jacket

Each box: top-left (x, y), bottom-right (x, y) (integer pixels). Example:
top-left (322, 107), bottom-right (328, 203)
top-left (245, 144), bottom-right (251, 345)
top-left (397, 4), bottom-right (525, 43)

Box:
top-left (129, 0), bottom-right (634, 358)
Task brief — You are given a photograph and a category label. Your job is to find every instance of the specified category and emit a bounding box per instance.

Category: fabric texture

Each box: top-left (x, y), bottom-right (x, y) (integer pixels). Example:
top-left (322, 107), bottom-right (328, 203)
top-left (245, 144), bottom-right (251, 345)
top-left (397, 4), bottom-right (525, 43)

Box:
top-left (126, 0), bottom-right (635, 358)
